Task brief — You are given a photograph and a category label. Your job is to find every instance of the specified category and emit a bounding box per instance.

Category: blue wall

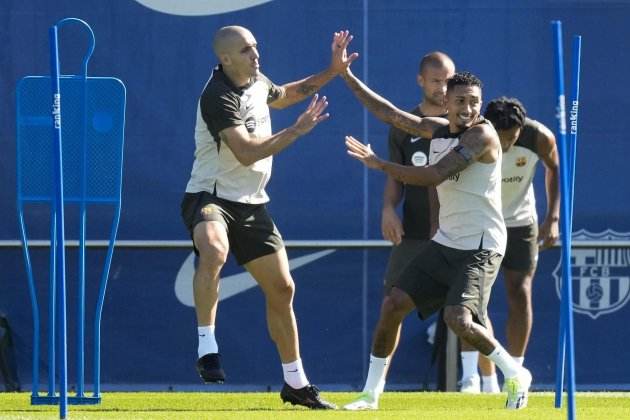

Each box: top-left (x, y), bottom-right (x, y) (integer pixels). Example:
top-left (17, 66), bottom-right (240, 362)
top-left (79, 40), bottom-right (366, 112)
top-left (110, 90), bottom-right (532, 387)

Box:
top-left (1, 0), bottom-right (629, 390)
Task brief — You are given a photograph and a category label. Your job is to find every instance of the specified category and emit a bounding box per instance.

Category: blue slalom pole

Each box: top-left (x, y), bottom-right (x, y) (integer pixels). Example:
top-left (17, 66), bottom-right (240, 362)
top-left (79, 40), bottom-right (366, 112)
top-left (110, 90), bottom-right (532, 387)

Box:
top-left (563, 34), bottom-right (582, 420)
top-left (49, 24), bottom-right (68, 420)
top-left (568, 36), bottom-right (581, 233)
top-left (551, 20), bottom-right (567, 409)
top-left (552, 21), bottom-right (579, 420)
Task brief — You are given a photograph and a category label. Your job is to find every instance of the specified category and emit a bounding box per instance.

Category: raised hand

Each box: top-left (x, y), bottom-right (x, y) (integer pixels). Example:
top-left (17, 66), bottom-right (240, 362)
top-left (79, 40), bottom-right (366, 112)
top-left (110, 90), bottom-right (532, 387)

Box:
top-left (330, 30), bottom-right (359, 74)
top-left (292, 94), bottom-right (330, 135)
top-left (345, 135), bottom-right (382, 169)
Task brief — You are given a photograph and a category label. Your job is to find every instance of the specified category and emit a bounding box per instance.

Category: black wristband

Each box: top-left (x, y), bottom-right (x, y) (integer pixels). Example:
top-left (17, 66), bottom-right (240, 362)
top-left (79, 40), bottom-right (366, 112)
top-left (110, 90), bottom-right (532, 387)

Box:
top-left (453, 144), bottom-right (474, 162)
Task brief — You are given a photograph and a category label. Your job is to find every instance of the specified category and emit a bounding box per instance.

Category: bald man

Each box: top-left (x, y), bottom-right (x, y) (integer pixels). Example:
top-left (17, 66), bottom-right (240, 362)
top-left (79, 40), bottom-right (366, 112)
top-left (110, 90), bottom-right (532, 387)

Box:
top-left (180, 26), bottom-right (357, 409)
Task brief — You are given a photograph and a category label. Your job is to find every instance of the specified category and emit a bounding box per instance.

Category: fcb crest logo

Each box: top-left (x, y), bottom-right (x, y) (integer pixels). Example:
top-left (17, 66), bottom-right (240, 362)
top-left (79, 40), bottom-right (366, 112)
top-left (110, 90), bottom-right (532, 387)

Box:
top-left (516, 157), bottom-right (527, 167)
top-left (553, 229), bottom-right (630, 319)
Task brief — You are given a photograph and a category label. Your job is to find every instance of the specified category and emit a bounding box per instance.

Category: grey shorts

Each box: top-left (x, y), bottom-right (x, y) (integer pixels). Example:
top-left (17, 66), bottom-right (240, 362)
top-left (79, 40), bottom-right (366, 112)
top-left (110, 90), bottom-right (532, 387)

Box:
top-left (180, 191), bottom-right (284, 265)
top-left (384, 239), bottom-right (429, 292)
top-left (394, 241), bottom-right (503, 327)
top-left (502, 224), bottom-right (539, 272)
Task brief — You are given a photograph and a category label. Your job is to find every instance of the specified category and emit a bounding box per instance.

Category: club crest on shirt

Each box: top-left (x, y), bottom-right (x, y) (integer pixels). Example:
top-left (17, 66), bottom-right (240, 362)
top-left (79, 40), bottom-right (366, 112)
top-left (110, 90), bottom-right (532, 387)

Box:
top-left (553, 229), bottom-right (630, 319)
top-left (516, 157), bottom-right (527, 167)
top-left (411, 151), bottom-right (428, 166)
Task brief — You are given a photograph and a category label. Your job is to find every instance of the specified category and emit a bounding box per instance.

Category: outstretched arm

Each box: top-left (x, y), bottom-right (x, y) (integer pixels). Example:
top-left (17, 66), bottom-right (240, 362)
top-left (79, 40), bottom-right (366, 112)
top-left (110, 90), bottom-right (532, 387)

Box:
top-left (345, 135), bottom-right (441, 186)
top-left (222, 95), bottom-right (329, 166)
top-left (345, 125), bottom-right (496, 186)
top-left (536, 124), bottom-right (560, 250)
top-left (270, 30), bottom-right (359, 109)
top-left (341, 69), bottom-right (447, 139)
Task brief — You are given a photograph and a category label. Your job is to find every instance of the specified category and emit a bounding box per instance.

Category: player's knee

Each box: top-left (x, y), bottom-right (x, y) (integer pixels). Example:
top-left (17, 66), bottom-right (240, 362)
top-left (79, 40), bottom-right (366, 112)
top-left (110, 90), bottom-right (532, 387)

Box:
top-left (267, 279), bottom-right (295, 305)
top-left (381, 292), bottom-right (408, 319)
top-left (507, 281), bottom-right (532, 306)
top-left (443, 306), bottom-right (474, 336)
top-left (198, 241), bottom-right (229, 268)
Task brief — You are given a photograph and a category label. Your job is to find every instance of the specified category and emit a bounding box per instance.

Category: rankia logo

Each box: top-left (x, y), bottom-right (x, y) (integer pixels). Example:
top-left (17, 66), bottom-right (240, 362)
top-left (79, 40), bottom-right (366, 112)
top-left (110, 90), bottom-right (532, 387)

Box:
top-left (52, 93), bottom-right (61, 129)
top-left (134, 0), bottom-right (274, 16)
top-left (553, 229), bottom-right (630, 319)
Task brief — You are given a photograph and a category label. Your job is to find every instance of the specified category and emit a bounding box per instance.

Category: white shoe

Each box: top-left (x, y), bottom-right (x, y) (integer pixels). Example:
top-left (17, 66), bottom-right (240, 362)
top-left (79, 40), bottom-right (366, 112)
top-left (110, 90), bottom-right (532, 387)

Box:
top-left (459, 375), bottom-right (481, 394)
top-left (343, 391), bottom-right (378, 410)
top-left (504, 368), bottom-right (532, 409)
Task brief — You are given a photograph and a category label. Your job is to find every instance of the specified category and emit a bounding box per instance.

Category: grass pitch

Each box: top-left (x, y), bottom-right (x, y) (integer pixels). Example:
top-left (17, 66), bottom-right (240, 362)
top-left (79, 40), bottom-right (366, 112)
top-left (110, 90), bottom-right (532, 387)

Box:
top-left (1, 391), bottom-right (629, 419)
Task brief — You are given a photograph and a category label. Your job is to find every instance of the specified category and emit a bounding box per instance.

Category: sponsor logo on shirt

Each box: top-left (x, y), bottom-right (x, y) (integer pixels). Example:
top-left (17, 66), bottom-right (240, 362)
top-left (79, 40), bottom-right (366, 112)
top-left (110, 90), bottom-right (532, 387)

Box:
top-left (448, 173), bottom-right (460, 182)
top-left (245, 116), bottom-right (257, 133)
top-left (411, 151), bottom-right (428, 166)
top-left (244, 115), bottom-right (269, 133)
top-left (502, 175), bottom-right (524, 183)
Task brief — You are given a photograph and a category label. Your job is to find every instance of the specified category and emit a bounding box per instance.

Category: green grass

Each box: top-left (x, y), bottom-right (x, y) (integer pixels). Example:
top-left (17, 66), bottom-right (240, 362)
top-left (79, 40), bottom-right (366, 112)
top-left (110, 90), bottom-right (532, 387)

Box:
top-left (1, 392), bottom-right (629, 419)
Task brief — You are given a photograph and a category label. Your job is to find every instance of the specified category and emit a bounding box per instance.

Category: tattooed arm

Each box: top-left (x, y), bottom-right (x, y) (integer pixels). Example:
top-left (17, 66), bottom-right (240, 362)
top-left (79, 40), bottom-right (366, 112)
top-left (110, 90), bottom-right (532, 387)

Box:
top-left (345, 125), bottom-right (498, 186)
top-left (341, 68), bottom-right (447, 139)
top-left (270, 30), bottom-right (359, 109)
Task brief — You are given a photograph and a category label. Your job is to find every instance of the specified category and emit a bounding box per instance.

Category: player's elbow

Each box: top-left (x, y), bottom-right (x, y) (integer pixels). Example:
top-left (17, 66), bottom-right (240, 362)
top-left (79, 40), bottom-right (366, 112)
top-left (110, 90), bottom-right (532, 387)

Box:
top-left (231, 148), bottom-right (258, 167)
top-left (239, 154), bottom-right (259, 167)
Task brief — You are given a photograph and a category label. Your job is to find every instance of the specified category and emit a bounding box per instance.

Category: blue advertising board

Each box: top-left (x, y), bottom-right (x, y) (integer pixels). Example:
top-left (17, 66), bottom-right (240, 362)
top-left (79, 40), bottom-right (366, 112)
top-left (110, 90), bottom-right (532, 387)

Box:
top-left (1, 0), bottom-right (629, 390)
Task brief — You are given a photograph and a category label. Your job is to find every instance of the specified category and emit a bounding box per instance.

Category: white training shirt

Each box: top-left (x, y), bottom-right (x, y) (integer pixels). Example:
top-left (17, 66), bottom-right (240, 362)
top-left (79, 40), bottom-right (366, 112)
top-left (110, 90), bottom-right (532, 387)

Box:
top-left (185, 66), bottom-right (282, 204)
top-left (501, 118), bottom-right (542, 227)
top-left (429, 121), bottom-right (507, 254)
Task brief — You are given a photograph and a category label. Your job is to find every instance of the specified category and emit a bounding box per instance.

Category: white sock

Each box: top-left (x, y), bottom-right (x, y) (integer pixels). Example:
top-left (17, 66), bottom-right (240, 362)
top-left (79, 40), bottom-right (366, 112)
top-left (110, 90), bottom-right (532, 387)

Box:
top-left (282, 359), bottom-right (309, 389)
top-left (512, 356), bottom-right (525, 366)
top-left (482, 374), bottom-right (500, 393)
top-left (460, 351), bottom-right (479, 380)
top-left (197, 325), bottom-right (218, 358)
top-left (487, 345), bottom-right (521, 379)
top-left (363, 355), bottom-right (388, 396)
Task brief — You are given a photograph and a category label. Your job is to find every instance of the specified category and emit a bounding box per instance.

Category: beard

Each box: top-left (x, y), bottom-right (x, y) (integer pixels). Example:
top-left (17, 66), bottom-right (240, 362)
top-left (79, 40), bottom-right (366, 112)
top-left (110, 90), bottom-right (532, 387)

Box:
top-left (425, 92), bottom-right (446, 108)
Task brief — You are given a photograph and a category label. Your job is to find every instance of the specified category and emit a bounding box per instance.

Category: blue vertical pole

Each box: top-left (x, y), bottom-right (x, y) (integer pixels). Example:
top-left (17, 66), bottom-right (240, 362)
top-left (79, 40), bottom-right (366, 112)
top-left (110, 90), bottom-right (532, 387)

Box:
top-left (551, 21), bottom-right (567, 409)
top-left (563, 35), bottom-right (582, 420)
top-left (361, 0), bottom-right (370, 382)
top-left (568, 36), bottom-right (581, 236)
top-left (77, 49), bottom-right (88, 402)
top-left (76, 21), bottom-right (94, 398)
top-left (552, 21), bottom-right (579, 420)
top-left (49, 25), bottom-right (68, 420)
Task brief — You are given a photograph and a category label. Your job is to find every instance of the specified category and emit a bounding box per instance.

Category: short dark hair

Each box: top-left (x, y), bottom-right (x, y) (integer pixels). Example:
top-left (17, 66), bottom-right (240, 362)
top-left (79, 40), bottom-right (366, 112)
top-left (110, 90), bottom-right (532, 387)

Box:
top-left (484, 97), bottom-right (527, 130)
top-left (446, 71), bottom-right (482, 92)
top-left (419, 51), bottom-right (454, 74)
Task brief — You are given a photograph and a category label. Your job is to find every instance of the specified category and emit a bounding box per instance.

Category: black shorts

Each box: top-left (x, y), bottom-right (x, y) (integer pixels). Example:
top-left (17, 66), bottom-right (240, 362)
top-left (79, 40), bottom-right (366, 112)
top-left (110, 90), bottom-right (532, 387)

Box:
top-left (180, 191), bottom-right (284, 265)
top-left (501, 224), bottom-right (539, 272)
top-left (394, 241), bottom-right (503, 327)
top-left (383, 239), bottom-right (429, 292)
